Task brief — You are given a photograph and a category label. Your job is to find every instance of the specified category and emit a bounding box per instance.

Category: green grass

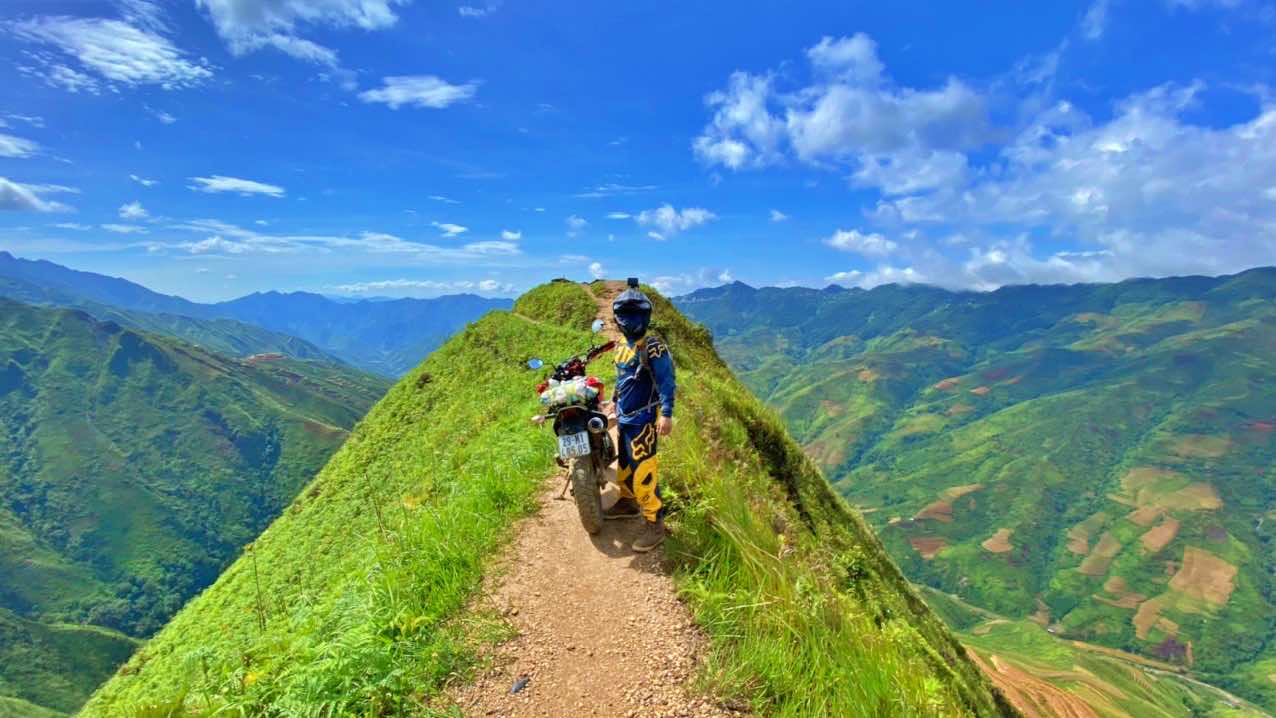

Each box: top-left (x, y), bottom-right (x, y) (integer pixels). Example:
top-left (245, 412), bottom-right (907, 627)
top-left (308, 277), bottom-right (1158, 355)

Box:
top-left (83, 282), bottom-right (1016, 717)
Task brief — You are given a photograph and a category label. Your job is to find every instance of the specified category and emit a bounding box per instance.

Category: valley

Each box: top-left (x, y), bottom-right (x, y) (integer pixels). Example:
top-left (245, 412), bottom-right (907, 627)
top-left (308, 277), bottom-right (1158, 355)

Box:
top-left (0, 298), bottom-right (390, 715)
top-left (678, 269), bottom-right (1276, 715)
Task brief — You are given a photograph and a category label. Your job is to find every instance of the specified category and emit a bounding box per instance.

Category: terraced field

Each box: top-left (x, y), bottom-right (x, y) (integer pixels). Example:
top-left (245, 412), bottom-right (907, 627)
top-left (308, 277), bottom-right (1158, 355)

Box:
top-left (679, 269), bottom-right (1276, 714)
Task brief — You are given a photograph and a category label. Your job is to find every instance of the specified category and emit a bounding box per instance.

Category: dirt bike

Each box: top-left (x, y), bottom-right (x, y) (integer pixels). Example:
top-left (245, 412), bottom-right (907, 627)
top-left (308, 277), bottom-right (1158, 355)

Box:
top-left (527, 319), bottom-right (617, 535)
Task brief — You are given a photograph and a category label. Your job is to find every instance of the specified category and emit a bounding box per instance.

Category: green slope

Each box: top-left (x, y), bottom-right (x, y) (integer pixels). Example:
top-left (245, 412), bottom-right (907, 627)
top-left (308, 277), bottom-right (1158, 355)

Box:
top-left (83, 281), bottom-right (1015, 717)
top-left (678, 269), bottom-right (1276, 715)
top-left (0, 299), bottom-right (390, 715)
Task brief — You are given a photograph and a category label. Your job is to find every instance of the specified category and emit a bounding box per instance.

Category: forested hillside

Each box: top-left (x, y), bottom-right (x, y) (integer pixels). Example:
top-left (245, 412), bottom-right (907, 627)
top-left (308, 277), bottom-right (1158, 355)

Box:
top-left (679, 269), bottom-right (1276, 714)
top-left (0, 299), bottom-right (389, 715)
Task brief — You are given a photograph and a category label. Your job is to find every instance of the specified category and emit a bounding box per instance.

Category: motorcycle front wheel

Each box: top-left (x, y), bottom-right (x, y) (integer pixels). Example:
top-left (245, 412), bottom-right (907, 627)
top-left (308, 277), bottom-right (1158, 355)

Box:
top-left (569, 455), bottom-right (603, 535)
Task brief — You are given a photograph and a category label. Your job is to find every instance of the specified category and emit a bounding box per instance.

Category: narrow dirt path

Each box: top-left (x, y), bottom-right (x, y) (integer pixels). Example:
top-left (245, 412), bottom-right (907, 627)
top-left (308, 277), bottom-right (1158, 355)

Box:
top-left (448, 282), bottom-right (734, 718)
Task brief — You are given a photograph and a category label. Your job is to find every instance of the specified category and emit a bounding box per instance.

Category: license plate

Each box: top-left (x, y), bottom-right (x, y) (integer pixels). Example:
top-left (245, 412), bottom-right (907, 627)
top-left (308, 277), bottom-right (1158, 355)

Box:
top-left (558, 431), bottom-right (591, 458)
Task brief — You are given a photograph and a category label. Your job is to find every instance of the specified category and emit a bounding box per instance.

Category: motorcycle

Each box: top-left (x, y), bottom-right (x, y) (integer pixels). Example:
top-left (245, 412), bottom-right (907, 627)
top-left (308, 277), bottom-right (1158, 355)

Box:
top-left (527, 319), bottom-right (618, 534)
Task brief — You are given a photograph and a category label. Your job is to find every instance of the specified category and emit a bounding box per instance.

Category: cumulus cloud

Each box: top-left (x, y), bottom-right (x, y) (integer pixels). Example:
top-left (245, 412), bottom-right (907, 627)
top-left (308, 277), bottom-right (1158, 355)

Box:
top-left (824, 229), bottom-right (897, 257)
top-left (9, 15), bottom-right (213, 90)
top-left (695, 32), bottom-right (989, 191)
top-left (130, 174), bottom-right (158, 187)
top-left (359, 75), bottom-right (479, 109)
top-left (458, 2), bottom-right (501, 17)
top-left (0, 177), bottom-right (74, 212)
top-left (500, 229), bottom-right (522, 240)
top-left (589, 261), bottom-right (606, 279)
top-left (566, 214), bottom-right (588, 236)
top-left (635, 204), bottom-right (717, 238)
top-left (119, 201), bottom-right (149, 219)
top-left (0, 133), bottom-right (39, 158)
top-left (463, 240), bottom-right (519, 255)
top-left (189, 175), bottom-right (285, 197)
top-left (769, 209), bottom-right (788, 222)
top-left (431, 221), bottom-right (468, 237)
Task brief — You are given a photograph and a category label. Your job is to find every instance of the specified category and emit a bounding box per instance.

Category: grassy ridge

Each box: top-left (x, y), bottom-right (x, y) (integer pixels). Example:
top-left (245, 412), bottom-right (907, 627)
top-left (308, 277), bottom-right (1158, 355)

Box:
top-left (84, 282), bottom-right (1015, 717)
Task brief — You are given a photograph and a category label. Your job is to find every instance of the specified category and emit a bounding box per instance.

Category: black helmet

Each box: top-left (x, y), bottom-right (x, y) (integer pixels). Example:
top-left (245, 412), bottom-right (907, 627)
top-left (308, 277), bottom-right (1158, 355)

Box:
top-left (612, 277), bottom-right (652, 341)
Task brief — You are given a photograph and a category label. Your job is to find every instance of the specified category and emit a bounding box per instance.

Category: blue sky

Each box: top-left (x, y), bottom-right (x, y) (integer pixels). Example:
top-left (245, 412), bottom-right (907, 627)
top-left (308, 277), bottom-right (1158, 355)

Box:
top-left (2, 0), bottom-right (1275, 301)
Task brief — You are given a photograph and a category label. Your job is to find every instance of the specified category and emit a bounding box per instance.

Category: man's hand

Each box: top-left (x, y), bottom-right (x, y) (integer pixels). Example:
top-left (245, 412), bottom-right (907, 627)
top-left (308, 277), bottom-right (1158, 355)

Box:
top-left (657, 415), bottom-right (673, 436)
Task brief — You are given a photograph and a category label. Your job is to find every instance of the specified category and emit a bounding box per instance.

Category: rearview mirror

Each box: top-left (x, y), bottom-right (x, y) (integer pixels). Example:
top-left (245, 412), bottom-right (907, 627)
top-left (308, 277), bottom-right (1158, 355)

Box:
top-left (591, 319), bottom-right (604, 334)
top-left (527, 358), bottom-right (544, 370)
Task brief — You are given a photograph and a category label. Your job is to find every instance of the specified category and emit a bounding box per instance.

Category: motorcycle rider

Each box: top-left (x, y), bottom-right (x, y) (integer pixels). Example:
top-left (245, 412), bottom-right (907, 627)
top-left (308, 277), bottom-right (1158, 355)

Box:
top-left (604, 278), bottom-right (676, 552)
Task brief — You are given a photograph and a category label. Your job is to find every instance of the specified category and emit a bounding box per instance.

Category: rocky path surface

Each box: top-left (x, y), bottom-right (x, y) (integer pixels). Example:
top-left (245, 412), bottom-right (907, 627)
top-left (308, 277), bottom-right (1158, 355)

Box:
top-left (448, 282), bottom-right (734, 718)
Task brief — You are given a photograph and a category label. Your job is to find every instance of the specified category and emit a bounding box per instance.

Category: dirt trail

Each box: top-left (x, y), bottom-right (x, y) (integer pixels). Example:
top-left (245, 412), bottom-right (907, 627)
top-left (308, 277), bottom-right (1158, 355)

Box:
top-left (449, 281), bottom-right (734, 718)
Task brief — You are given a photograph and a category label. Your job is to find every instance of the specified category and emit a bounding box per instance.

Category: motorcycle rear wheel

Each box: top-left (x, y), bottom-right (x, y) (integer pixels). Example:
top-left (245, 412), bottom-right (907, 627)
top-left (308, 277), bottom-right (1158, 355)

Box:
top-left (569, 456), bottom-right (603, 535)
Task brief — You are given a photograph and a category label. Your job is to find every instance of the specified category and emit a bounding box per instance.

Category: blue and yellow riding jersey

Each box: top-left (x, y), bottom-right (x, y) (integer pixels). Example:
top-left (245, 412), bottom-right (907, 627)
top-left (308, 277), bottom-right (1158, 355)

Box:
top-left (613, 332), bottom-right (676, 426)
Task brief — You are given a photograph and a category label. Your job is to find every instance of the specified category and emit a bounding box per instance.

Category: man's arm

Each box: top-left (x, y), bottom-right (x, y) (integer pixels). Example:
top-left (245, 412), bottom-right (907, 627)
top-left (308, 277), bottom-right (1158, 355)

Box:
top-left (648, 338), bottom-right (676, 430)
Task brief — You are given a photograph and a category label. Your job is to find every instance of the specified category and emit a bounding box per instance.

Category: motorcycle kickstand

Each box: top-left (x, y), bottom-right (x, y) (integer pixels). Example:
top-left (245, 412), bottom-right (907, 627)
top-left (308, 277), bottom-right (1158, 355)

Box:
top-left (555, 474), bottom-right (571, 500)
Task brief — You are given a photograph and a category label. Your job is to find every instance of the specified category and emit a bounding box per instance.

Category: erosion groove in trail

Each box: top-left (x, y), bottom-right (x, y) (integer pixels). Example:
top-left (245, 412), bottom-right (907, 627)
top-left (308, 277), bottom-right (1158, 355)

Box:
top-left (83, 279), bottom-right (1016, 717)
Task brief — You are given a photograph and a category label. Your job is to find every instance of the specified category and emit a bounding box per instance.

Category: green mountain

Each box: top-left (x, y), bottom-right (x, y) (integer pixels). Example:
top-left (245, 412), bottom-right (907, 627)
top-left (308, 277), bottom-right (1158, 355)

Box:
top-left (0, 274), bottom-right (336, 363)
top-left (677, 269), bottom-right (1276, 715)
top-left (82, 280), bottom-right (1015, 717)
top-left (0, 299), bottom-right (390, 716)
top-left (0, 252), bottom-right (511, 376)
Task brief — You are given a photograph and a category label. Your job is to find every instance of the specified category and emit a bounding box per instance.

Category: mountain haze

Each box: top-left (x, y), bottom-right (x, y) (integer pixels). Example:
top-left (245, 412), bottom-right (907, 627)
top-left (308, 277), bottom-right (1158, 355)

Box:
top-left (678, 269), bottom-right (1276, 715)
top-left (0, 299), bottom-right (389, 715)
top-left (0, 252), bottom-right (510, 376)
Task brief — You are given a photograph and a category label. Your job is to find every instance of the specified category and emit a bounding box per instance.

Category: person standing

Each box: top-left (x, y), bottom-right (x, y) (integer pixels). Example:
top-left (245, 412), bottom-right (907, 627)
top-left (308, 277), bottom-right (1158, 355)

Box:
top-left (605, 278), bottom-right (676, 552)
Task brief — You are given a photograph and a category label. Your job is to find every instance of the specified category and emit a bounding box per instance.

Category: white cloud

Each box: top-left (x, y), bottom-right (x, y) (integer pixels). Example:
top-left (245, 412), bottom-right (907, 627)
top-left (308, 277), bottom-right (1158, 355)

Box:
top-left (500, 229), bottom-right (522, 240)
top-left (151, 108), bottom-right (177, 124)
top-left (1081, 0), bottom-right (1110, 40)
top-left (635, 204), bottom-right (717, 237)
top-left (102, 223), bottom-right (147, 234)
top-left (606, 212), bottom-right (631, 219)
top-left (769, 209), bottom-right (788, 222)
top-left (463, 240), bottom-right (520, 255)
top-left (695, 33), bottom-right (989, 191)
top-left (119, 201), bottom-right (149, 220)
top-left (566, 214), bottom-right (588, 236)
top-left (647, 231), bottom-right (665, 241)
top-left (332, 277), bottom-right (513, 295)
top-left (824, 229), bottom-right (898, 257)
top-left (647, 268), bottom-right (737, 295)
top-left (359, 75), bottom-right (478, 109)
top-left (458, 1), bottom-right (501, 17)
top-left (429, 194), bottom-right (460, 204)
top-left (589, 261), bottom-right (606, 279)
top-left (0, 177), bottom-right (73, 212)
top-left (431, 221), bottom-right (468, 237)
top-left (826, 265), bottom-right (926, 289)
top-left (195, 0), bottom-right (405, 65)
top-left (189, 175), bottom-right (285, 197)
top-left (130, 174), bottom-right (158, 187)
top-left (10, 16), bottom-right (213, 90)
top-left (53, 222), bottom-right (90, 230)
top-left (0, 133), bottom-right (39, 158)
top-left (573, 183), bottom-right (658, 198)
top-left (533, 207), bottom-right (546, 212)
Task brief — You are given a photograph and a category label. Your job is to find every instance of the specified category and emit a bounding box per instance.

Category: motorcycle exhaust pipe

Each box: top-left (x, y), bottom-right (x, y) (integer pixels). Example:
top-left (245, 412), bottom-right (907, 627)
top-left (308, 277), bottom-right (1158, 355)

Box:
top-left (587, 416), bottom-right (606, 434)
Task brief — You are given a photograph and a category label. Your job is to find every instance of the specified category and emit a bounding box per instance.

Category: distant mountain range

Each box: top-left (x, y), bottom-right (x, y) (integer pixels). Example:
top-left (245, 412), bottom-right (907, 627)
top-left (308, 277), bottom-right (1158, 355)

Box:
top-left (0, 252), bottom-right (511, 376)
top-left (678, 269), bottom-right (1276, 714)
top-left (0, 298), bottom-right (391, 715)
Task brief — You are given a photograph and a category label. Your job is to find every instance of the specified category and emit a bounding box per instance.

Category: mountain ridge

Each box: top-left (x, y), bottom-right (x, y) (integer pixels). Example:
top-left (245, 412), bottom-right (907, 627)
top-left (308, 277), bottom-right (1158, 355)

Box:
top-left (0, 252), bottom-right (511, 376)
